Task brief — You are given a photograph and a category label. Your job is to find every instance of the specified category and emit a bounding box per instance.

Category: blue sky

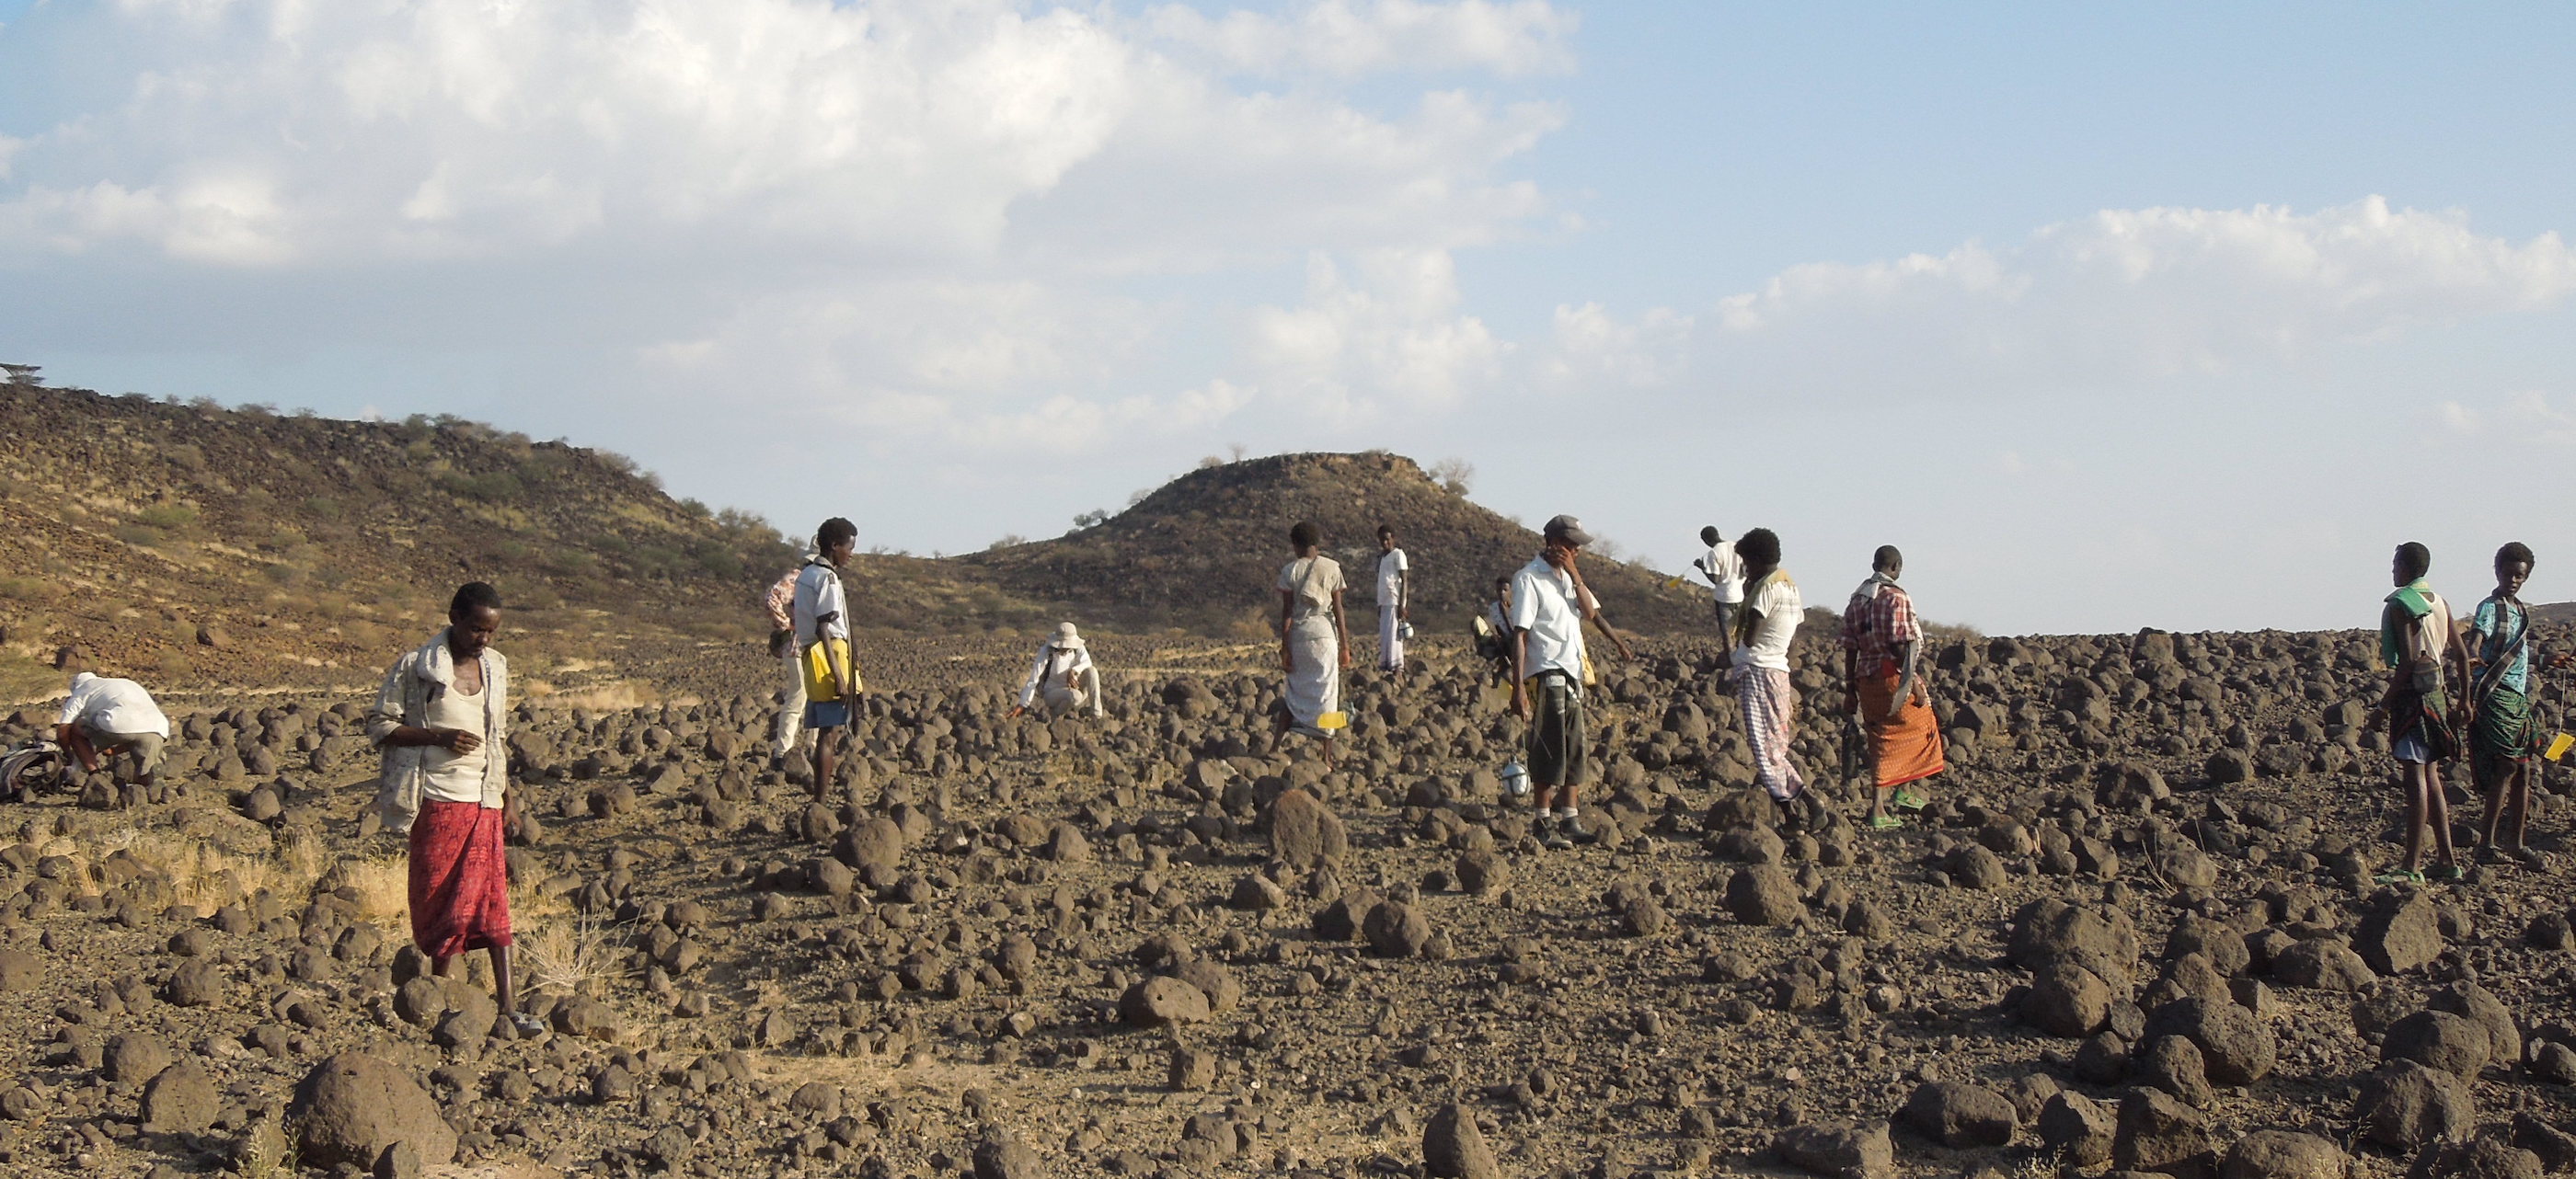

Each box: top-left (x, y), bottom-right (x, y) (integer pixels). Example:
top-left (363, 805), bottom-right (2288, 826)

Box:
top-left (5, 1), bottom-right (2573, 634)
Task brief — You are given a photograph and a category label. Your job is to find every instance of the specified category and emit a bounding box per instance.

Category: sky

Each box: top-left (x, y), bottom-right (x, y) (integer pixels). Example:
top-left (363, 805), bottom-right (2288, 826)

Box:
top-left (3, 0), bottom-right (2573, 635)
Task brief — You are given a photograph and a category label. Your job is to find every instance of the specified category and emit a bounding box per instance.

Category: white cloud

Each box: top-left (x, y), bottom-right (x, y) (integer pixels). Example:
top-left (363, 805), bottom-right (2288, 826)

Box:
top-left (0, 0), bottom-right (1559, 468)
top-left (1144, 0), bottom-right (1577, 78)
top-left (1555, 198), bottom-right (2576, 402)
top-left (1246, 248), bottom-right (1504, 420)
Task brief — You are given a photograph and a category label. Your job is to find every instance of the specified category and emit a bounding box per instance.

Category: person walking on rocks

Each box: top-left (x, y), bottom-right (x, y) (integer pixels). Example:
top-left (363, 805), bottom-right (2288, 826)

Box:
top-left (1508, 514), bottom-right (1636, 849)
top-left (1011, 623), bottom-right (1104, 719)
top-left (1374, 524), bottom-right (1411, 674)
top-left (1695, 526), bottom-right (1744, 647)
top-left (1275, 521), bottom-right (1351, 768)
top-left (1841, 546), bottom-right (1944, 828)
top-left (1474, 576), bottom-right (1517, 684)
top-left (761, 549), bottom-right (815, 772)
top-left (2369, 541), bottom-right (2471, 883)
top-left (51, 647), bottom-right (169, 798)
top-left (796, 519), bottom-right (864, 803)
top-left (2467, 542), bottom-right (2556, 864)
top-left (1727, 528), bottom-right (1808, 806)
top-left (365, 582), bottom-right (541, 1035)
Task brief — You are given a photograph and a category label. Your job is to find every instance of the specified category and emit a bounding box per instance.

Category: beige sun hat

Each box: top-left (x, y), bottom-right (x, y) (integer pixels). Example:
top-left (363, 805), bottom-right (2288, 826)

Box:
top-left (1053, 622), bottom-right (1085, 649)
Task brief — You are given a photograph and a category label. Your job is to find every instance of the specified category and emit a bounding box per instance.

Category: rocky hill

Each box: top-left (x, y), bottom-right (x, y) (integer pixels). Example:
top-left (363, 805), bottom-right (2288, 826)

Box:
top-left (1, 382), bottom-right (1730, 704)
top-left (963, 451), bottom-right (1712, 637)
top-left (0, 377), bottom-right (801, 701)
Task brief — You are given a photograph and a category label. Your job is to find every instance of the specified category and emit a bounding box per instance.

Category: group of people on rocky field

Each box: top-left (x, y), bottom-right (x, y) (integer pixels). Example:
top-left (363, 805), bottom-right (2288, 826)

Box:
top-left (2373, 541), bottom-right (2565, 885)
top-left (28, 519), bottom-right (2559, 1024)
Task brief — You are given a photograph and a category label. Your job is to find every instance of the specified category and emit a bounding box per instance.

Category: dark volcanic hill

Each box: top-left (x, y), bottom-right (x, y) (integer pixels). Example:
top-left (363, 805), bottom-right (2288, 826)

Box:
top-left (3, 379), bottom-right (1719, 703)
top-left (962, 451), bottom-right (1711, 636)
top-left (0, 378), bottom-right (799, 699)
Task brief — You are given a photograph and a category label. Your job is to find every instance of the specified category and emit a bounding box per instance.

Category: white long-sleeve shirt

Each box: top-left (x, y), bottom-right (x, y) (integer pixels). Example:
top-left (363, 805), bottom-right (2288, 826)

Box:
top-left (57, 672), bottom-right (169, 738)
top-left (1018, 642), bottom-right (1095, 707)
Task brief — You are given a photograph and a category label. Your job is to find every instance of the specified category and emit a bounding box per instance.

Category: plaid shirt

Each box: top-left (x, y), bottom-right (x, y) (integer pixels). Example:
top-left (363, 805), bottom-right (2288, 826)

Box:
top-left (1841, 580), bottom-right (1919, 678)
top-left (762, 567), bottom-right (800, 631)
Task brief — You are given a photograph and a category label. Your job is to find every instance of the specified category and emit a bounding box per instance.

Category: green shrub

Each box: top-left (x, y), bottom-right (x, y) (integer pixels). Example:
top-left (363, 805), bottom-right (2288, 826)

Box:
top-left (134, 504), bottom-right (198, 531)
top-left (114, 525), bottom-right (165, 548)
top-left (439, 470), bottom-right (524, 503)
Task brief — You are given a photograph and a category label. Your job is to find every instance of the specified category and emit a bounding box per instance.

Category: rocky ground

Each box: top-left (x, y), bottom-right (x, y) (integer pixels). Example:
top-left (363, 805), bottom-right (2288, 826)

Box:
top-left (1, 623), bottom-right (2574, 1179)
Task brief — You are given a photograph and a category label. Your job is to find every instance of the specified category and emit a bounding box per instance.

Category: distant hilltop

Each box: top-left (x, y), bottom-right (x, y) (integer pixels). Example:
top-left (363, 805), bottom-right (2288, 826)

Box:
top-left (962, 451), bottom-right (1712, 636)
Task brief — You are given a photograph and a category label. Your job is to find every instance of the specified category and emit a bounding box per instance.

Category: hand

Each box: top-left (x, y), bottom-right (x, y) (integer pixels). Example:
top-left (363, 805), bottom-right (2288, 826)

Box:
top-left (1339, 648), bottom-right (1352, 670)
top-left (1510, 687), bottom-right (1530, 721)
top-left (441, 728), bottom-right (482, 755)
top-left (1398, 607), bottom-right (1409, 622)
top-left (1008, 705), bottom-right (1026, 718)
top-left (1281, 646), bottom-right (1296, 672)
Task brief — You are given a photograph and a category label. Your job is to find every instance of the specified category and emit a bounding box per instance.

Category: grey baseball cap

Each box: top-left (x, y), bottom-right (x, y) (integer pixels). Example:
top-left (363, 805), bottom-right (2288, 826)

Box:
top-left (1542, 514), bottom-right (1594, 546)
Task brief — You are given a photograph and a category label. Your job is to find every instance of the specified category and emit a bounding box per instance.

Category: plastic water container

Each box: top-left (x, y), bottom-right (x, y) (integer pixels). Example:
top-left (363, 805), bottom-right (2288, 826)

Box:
top-left (1501, 759), bottom-right (1531, 798)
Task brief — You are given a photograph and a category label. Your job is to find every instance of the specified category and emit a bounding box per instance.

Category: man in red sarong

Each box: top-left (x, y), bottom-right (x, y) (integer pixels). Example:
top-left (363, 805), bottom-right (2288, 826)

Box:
top-left (367, 581), bottom-right (541, 1035)
top-left (1842, 546), bottom-right (1946, 829)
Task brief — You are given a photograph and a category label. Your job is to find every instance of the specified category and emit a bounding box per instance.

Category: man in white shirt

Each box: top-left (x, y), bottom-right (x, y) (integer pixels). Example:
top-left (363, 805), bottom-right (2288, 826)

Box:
top-left (1507, 515), bottom-right (1636, 849)
top-left (1012, 623), bottom-right (1104, 718)
top-left (794, 518), bottom-right (862, 802)
top-left (1725, 528), bottom-right (1809, 806)
top-left (52, 647), bottom-right (170, 790)
top-left (1374, 524), bottom-right (1410, 674)
top-left (1695, 526), bottom-right (1744, 647)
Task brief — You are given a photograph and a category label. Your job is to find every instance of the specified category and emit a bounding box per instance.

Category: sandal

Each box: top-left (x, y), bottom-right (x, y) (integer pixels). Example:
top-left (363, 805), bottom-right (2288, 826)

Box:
top-left (1891, 789), bottom-right (1929, 811)
top-left (1867, 814), bottom-right (1904, 830)
top-left (2373, 869), bottom-right (2427, 886)
top-left (2426, 863), bottom-right (2465, 883)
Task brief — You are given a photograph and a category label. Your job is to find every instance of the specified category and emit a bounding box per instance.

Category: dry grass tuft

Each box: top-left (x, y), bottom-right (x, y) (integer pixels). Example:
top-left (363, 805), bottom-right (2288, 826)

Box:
top-left (515, 908), bottom-right (622, 997)
top-left (330, 855), bottom-right (412, 927)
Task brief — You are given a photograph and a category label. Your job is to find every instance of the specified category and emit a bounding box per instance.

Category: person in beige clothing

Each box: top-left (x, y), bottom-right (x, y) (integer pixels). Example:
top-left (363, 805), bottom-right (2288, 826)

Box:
top-left (1275, 521), bottom-right (1351, 768)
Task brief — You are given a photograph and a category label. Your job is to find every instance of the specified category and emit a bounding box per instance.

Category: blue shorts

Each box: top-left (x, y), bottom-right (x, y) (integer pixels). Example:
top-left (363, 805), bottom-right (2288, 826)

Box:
top-left (804, 701), bottom-right (850, 730)
top-left (2392, 730), bottom-right (2432, 764)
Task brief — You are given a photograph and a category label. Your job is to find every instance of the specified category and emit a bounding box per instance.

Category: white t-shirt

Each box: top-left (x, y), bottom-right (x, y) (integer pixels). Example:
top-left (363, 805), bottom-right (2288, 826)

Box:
top-left (792, 560), bottom-right (850, 642)
top-left (57, 673), bottom-right (170, 738)
top-left (1377, 549), bottom-right (1409, 609)
top-left (1705, 541), bottom-right (1744, 604)
top-left (1509, 556), bottom-right (1597, 689)
top-left (421, 683), bottom-right (490, 804)
top-left (1732, 571), bottom-right (1802, 671)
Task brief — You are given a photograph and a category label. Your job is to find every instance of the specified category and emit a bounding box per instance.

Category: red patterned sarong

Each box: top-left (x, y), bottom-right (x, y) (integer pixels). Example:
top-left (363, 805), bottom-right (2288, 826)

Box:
top-left (408, 800), bottom-right (512, 958)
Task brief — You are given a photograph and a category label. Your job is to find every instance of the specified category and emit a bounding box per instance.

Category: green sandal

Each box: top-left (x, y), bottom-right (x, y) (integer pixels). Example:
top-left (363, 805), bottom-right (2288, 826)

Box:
top-left (1867, 814), bottom-right (1905, 830)
top-left (2374, 868), bottom-right (2428, 886)
top-left (1891, 789), bottom-right (1929, 811)
top-left (2426, 863), bottom-right (2465, 883)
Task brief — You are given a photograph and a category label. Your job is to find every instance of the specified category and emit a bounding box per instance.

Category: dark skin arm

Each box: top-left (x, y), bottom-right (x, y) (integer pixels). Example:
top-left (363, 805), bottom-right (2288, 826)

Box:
top-left (52, 725), bottom-right (100, 772)
top-left (1556, 548), bottom-right (1634, 661)
top-left (1278, 589), bottom-right (1298, 672)
top-left (1333, 588), bottom-right (1351, 670)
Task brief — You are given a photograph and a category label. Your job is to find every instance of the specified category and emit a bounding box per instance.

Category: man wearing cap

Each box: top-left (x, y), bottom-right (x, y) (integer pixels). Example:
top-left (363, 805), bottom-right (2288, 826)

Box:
top-left (1507, 515), bottom-right (1636, 849)
top-left (52, 647), bottom-right (171, 797)
top-left (1011, 623), bottom-right (1104, 719)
